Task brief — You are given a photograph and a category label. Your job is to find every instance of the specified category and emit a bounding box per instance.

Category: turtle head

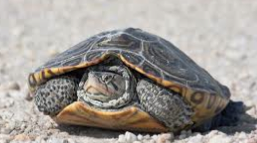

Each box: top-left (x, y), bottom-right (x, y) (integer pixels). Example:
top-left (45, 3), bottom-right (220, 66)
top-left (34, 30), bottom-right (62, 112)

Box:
top-left (77, 65), bottom-right (135, 108)
top-left (83, 71), bottom-right (126, 102)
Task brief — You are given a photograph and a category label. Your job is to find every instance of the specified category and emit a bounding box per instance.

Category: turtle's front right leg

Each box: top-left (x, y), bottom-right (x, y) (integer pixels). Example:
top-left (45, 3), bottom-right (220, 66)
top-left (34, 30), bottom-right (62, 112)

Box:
top-left (34, 76), bottom-right (79, 116)
top-left (136, 79), bottom-right (194, 132)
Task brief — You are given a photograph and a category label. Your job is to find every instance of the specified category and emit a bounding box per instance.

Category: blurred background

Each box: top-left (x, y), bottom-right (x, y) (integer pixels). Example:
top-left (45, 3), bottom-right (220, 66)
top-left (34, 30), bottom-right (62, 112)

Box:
top-left (0, 0), bottom-right (256, 142)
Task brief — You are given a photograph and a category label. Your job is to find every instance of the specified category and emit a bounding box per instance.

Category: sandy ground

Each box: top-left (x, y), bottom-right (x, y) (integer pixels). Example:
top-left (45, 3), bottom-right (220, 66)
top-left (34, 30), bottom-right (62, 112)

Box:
top-left (0, 0), bottom-right (257, 143)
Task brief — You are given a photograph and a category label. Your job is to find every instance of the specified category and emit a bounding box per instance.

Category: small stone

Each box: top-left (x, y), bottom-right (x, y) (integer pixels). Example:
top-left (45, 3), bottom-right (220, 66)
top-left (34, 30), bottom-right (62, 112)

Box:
top-left (187, 134), bottom-right (203, 143)
top-left (25, 92), bottom-right (33, 101)
top-left (0, 82), bottom-right (20, 91)
top-left (66, 138), bottom-right (76, 143)
top-left (238, 132), bottom-right (247, 139)
top-left (48, 49), bottom-right (60, 57)
top-left (0, 98), bottom-right (14, 108)
top-left (0, 134), bottom-right (12, 142)
top-left (13, 134), bottom-right (32, 141)
top-left (35, 135), bottom-right (47, 143)
top-left (124, 131), bottom-right (137, 142)
top-left (247, 106), bottom-right (257, 117)
top-left (144, 134), bottom-right (150, 140)
top-left (146, 140), bottom-right (155, 143)
top-left (206, 130), bottom-right (219, 138)
top-left (118, 134), bottom-right (126, 143)
top-left (63, 139), bottom-right (69, 143)
top-left (47, 137), bottom-right (65, 143)
top-left (59, 131), bottom-right (69, 137)
top-left (208, 135), bottom-right (232, 143)
top-left (156, 133), bottom-right (174, 143)
top-left (137, 134), bottom-right (143, 140)
top-left (151, 135), bottom-right (158, 141)
top-left (247, 138), bottom-right (257, 143)
top-left (2, 122), bottom-right (15, 134)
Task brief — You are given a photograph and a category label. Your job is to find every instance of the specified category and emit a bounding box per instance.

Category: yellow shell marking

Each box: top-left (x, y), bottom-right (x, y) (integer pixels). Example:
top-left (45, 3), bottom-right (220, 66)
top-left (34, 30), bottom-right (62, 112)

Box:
top-left (54, 101), bottom-right (168, 132)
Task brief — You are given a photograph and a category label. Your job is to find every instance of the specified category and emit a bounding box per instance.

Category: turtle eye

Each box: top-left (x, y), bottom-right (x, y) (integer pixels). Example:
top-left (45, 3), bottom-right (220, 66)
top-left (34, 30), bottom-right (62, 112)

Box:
top-left (101, 74), bottom-right (114, 83)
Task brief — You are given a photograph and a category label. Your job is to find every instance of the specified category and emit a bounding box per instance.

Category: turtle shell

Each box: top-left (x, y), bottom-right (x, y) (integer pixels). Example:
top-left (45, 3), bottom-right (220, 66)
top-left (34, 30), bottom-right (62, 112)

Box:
top-left (28, 28), bottom-right (230, 132)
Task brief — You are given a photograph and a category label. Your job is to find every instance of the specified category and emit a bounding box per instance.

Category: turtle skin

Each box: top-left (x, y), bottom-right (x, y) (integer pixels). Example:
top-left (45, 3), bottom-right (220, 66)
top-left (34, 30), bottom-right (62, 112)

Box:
top-left (28, 28), bottom-right (231, 132)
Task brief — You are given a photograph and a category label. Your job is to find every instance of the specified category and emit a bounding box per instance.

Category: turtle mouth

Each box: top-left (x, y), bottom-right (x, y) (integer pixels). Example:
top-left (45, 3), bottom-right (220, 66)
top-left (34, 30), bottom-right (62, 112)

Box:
top-left (77, 65), bottom-right (136, 109)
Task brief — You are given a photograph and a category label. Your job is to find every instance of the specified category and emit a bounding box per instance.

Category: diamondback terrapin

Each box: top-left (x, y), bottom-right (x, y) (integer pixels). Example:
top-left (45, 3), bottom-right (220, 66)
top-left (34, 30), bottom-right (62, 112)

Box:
top-left (28, 28), bottom-right (233, 132)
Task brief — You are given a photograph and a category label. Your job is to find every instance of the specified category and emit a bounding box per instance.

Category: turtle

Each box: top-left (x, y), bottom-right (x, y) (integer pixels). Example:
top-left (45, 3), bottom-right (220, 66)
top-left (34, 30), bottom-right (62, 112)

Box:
top-left (28, 28), bottom-right (240, 133)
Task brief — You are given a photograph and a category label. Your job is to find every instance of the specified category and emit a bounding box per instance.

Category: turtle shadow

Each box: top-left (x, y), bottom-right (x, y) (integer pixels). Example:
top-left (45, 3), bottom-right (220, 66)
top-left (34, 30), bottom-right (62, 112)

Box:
top-left (193, 101), bottom-right (257, 135)
top-left (215, 112), bottom-right (257, 135)
top-left (57, 125), bottom-right (124, 138)
top-left (57, 125), bottom-right (162, 138)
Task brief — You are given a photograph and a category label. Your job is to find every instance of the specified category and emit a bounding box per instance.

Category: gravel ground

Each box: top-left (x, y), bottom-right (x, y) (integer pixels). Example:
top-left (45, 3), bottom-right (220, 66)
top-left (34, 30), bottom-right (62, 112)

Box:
top-left (0, 0), bottom-right (257, 143)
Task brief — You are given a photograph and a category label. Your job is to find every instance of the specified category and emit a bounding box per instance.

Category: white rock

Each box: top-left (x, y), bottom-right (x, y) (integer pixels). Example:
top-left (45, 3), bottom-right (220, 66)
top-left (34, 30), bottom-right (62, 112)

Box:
top-left (118, 134), bottom-right (126, 143)
top-left (247, 106), bottom-right (257, 117)
top-left (47, 138), bottom-right (65, 143)
top-left (208, 135), bottom-right (232, 143)
top-left (137, 134), bottom-right (143, 140)
top-left (147, 140), bottom-right (155, 143)
top-left (133, 141), bottom-right (142, 143)
top-left (238, 132), bottom-right (247, 139)
top-left (144, 134), bottom-right (150, 140)
top-left (124, 131), bottom-right (137, 142)
top-left (35, 136), bottom-right (47, 143)
top-left (206, 130), bottom-right (219, 138)
top-left (0, 82), bottom-right (20, 91)
top-left (151, 135), bottom-right (158, 141)
top-left (187, 134), bottom-right (203, 143)
top-left (156, 133), bottom-right (174, 143)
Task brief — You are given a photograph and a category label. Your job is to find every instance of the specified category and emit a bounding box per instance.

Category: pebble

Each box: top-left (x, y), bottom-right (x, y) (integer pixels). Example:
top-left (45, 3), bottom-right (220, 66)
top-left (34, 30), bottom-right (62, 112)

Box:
top-left (25, 92), bottom-right (33, 101)
top-left (48, 49), bottom-right (60, 57)
top-left (208, 135), bottom-right (232, 143)
top-left (247, 106), bottom-right (257, 117)
top-left (206, 130), bottom-right (219, 138)
top-left (47, 137), bottom-right (66, 143)
top-left (1, 122), bottom-right (15, 134)
top-left (247, 138), bottom-right (257, 143)
top-left (0, 82), bottom-right (20, 91)
top-left (144, 134), bottom-right (151, 140)
top-left (118, 134), bottom-right (126, 143)
top-left (152, 135), bottom-right (158, 141)
top-left (13, 134), bottom-right (32, 141)
top-left (124, 131), bottom-right (137, 142)
top-left (0, 98), bottom-right (14, 108)
top-left (156, 133), bottom-right (174, 143)
top-left (35, 136), bottom-right (47, 143)
top-left (137, 134), bottom-right (143, 140)
top-left (0, 134), bottom-right (12, 142)
top-left (238, 132), bottom-right (247, 139)
top-left (187, 134), bottom-right (203, 143)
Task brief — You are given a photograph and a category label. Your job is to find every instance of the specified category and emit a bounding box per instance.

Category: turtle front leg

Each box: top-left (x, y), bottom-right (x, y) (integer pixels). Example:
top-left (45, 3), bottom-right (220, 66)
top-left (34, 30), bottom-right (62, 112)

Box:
top-left (136, 79), bottom-right (194, 132)
top-left (34, 76), bottom-right (79, 115)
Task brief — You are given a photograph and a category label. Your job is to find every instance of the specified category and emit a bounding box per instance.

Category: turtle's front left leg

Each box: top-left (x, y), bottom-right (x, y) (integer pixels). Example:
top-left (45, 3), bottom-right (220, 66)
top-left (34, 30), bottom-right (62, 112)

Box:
top-left (34, 76), bottom-right (79, 115)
